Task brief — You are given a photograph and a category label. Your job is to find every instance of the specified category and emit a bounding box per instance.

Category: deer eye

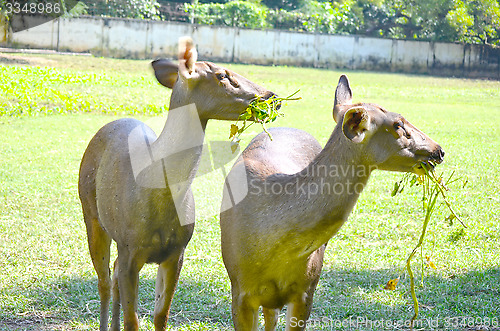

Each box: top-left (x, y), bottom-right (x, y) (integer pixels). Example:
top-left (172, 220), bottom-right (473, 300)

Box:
top-left (394, 120), bottom-right (410, 138)
top-left (215, 72), bottom-right (228, 81)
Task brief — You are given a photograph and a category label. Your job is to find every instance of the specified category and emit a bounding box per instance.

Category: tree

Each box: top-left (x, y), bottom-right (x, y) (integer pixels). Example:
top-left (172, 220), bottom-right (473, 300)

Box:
top-left (447, 0), bottom-right (500, 45)
top-left (261, 0), bottom-right (305, 11)
top-left (85, 0), bottom-right (161, 20)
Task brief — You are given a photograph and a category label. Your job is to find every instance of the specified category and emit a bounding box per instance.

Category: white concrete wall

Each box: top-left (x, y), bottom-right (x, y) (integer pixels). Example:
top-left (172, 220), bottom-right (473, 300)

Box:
top-left (58, 17), bottom-right (101, 53)
top-left (7, 16), bottom-right (499, 79)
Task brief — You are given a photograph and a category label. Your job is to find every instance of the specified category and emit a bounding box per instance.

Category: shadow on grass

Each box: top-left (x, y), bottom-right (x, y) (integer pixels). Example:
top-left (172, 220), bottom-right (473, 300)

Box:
top-left (311, 266), bottom-right (500, 330)
top-left (0, 275), bottom-right (233, 331)
top-left (1, 267), bottom-right (499, 330)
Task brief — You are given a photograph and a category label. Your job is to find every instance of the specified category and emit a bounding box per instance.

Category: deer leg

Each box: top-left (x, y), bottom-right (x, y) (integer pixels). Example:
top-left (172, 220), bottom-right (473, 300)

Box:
top-left (285, 297), bottom-right (313, 331)
top-left (231, 291), bottom-right (259, 331)
top-left (263, 307), bottom-right (280, 331)
top-left (84, 216), bottom-right (112, 331)
top-left (110, 258), bottom-right (120, 331)
top-left (153, 250), bottom-right (185, 331)
top-left (284, 246), bottom-right (325, 330)
top-left (117, 249), bottom-right (144, 331)
top-left (284, 280), bottom-right (320, 331)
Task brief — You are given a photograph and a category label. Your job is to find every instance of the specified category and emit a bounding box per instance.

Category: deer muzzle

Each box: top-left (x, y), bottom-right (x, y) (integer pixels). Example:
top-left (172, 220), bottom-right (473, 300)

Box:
top-left (430, 147), bottom-right (445, 164)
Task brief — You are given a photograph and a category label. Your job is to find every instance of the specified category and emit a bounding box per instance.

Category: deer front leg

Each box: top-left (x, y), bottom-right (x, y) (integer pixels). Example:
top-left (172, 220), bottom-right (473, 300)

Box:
top-left (263, 307), bottom-right (281, 331)
top-left (285, 276), bottom-right (321, 331)
top-left (232, 291), bottom-right (259, 331)
top-left (285, 295), bottom-right (315, 331)
top-left (117, 250), bottom-right (144, 331)
top-left (285, 246), bottom-right (325, 330)
top-left (153, 250), bottom-right (185, 331)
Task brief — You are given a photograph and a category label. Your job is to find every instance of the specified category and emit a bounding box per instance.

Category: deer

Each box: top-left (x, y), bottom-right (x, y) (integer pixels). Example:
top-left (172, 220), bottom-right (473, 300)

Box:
top-left (219, 74), bottom-right (445, 330)
top-left (78, 37), bottom-right (277, 331)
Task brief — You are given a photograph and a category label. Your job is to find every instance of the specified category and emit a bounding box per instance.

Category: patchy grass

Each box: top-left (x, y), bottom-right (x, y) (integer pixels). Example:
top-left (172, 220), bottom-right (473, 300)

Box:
top-left (0, 52), bottom-right (499, 330)
top-left (0, 53), bottom-right (166, 116)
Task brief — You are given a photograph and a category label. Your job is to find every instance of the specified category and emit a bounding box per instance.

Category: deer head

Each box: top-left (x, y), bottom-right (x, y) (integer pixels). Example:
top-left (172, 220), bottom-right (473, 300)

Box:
top-left (333, 75), bottom-right (444, 174)
top-left (152, 37), bottom-right (276, 121)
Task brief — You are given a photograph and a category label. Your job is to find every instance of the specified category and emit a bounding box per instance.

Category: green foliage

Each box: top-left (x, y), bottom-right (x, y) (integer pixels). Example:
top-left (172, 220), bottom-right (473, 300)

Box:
top-left (84, 0), bottom-right (160, 20)
top-left (186, 0), bottom-right (360, 34)
top-left (261, 0), bottom-right (305, 10)
top-left (447, 0), bottom-right (500, 45)
top-left (301, 0), bottom-right (359, 34)
top-left (185, 1), bottom-right (268, 28)
top-left (352, 0), bottom-right (500, 45)
top-left (183, 0), bottom-right (500, 45)
top-left (61, 1), bottom-right (89, 18)
top-left (266, 9), bottom-right (307, 30)
top-left (229, 90), bottom-right (299, 145)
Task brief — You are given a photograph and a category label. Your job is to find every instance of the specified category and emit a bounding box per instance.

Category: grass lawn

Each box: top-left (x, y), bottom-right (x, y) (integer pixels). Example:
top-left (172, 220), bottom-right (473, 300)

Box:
top-left (0, 51), bottom-right (499, 330)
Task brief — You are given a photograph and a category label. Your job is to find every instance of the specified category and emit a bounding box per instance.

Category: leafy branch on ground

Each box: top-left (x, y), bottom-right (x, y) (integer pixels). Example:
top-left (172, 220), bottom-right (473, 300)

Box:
top-left (387, 163), bottom-right (467, 327)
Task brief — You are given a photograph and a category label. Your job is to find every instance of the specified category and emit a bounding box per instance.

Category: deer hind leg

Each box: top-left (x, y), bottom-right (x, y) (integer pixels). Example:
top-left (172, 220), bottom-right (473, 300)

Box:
top-left (263, 307), bottom-right (281, 331)
top-left (84, 216), bottom-right (112, 331)
top-left (116, 248), bottom-right (145, 331)
top-left (110, 258), bottom-right (120, 331)
top-left (231, 291), bottom-right (259, 331)
top-left (153, 250), bottom-right (185, 331)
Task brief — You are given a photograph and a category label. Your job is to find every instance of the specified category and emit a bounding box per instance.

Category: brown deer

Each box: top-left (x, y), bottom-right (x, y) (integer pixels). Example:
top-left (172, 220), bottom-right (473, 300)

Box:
top-left (220, 75), bottom-right (445, 330)
top-left (78, 37), bottom-right (277, 331)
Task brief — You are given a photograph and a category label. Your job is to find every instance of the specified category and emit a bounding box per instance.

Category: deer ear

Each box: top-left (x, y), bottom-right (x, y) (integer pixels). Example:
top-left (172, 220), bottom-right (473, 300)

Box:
top-left (333, 75), bottom-right (353, 122)
top-left (342, 107), bottom-right (370, 143)
top-left (178, 36), bottom-right (198, 79)
top-left (151, 59), bottom-right (178, 89)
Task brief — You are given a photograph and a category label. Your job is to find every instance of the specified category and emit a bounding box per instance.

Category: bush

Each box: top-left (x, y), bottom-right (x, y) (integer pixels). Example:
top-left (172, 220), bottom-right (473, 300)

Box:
top-left (185, 1), bottom-right (268, 28)
top-left (84, 0), bottom-right (160, 20)
top-left (267, 10), bottom-right (308, 31)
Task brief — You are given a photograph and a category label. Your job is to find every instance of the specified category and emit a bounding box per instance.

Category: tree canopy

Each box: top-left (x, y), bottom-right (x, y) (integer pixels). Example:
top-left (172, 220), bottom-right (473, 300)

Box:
top-left (181, 0), bottom-right (500, 45)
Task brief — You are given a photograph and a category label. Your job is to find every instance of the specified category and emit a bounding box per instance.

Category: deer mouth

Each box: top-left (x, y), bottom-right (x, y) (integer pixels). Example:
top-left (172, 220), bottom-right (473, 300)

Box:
top-left (412, 147), bottom-right (444, 175)
top-left (239, 93), bottom-right (282, 122)
top-left (248, 93), bottom-right (282, 110)
top-left (265, 92), bottom-right (282, 110)
top-left (412, 160), bottom-right (437, 176)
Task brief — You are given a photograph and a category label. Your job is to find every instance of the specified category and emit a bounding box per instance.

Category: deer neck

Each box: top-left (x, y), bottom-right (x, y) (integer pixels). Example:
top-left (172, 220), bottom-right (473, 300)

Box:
top-left (133, 95), bottom-right (208, 223)
top-left (273, 126), bottom-right (374, 251)
top-left (306, 128), bottom-right (373, 217)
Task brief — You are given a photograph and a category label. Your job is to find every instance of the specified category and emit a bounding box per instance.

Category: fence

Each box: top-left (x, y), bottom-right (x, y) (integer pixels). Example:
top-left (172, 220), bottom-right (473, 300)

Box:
top-left (5, 16), bottom-right (500, 79)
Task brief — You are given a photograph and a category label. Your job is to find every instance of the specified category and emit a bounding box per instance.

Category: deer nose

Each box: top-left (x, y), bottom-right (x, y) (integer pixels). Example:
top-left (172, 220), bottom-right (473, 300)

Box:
top-left (263, 91), bottom-right (278, 100)
top-left (431, 147), bottom-right (445, 164)
top-left (263, 91), bottom-right (281, 109)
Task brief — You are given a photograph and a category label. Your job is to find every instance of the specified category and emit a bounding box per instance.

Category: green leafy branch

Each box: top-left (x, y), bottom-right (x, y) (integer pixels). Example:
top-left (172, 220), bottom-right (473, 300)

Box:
top-left (229, 90), bottom-right (301, 149)
top-left (388, 162), bottom-right (467, 328)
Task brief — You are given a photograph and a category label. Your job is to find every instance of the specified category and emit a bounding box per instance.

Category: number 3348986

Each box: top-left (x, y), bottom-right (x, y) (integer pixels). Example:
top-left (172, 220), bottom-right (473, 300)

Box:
top-left (5, 2), bottom-right (61, 15)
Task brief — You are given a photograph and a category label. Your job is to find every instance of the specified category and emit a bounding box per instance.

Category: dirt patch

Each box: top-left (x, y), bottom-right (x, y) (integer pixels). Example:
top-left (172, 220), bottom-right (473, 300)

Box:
top-left (0, 53), bottom-right (56, 67)
top-left (0, 317), bottom-right (69, 331)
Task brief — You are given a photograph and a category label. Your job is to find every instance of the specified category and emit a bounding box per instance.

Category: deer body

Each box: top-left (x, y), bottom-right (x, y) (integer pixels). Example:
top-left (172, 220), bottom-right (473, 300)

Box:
top-left (220, 75), bottom-right (445, 330)
top-left (79, 37), bottom-right (276, 331)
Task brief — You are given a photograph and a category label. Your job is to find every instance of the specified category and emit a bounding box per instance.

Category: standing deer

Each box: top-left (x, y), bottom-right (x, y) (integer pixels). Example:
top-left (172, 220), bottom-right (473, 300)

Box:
top-left (220, 75), bottom-right (445, 330)
top-left (78, 37), bottom-right (277, 331)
